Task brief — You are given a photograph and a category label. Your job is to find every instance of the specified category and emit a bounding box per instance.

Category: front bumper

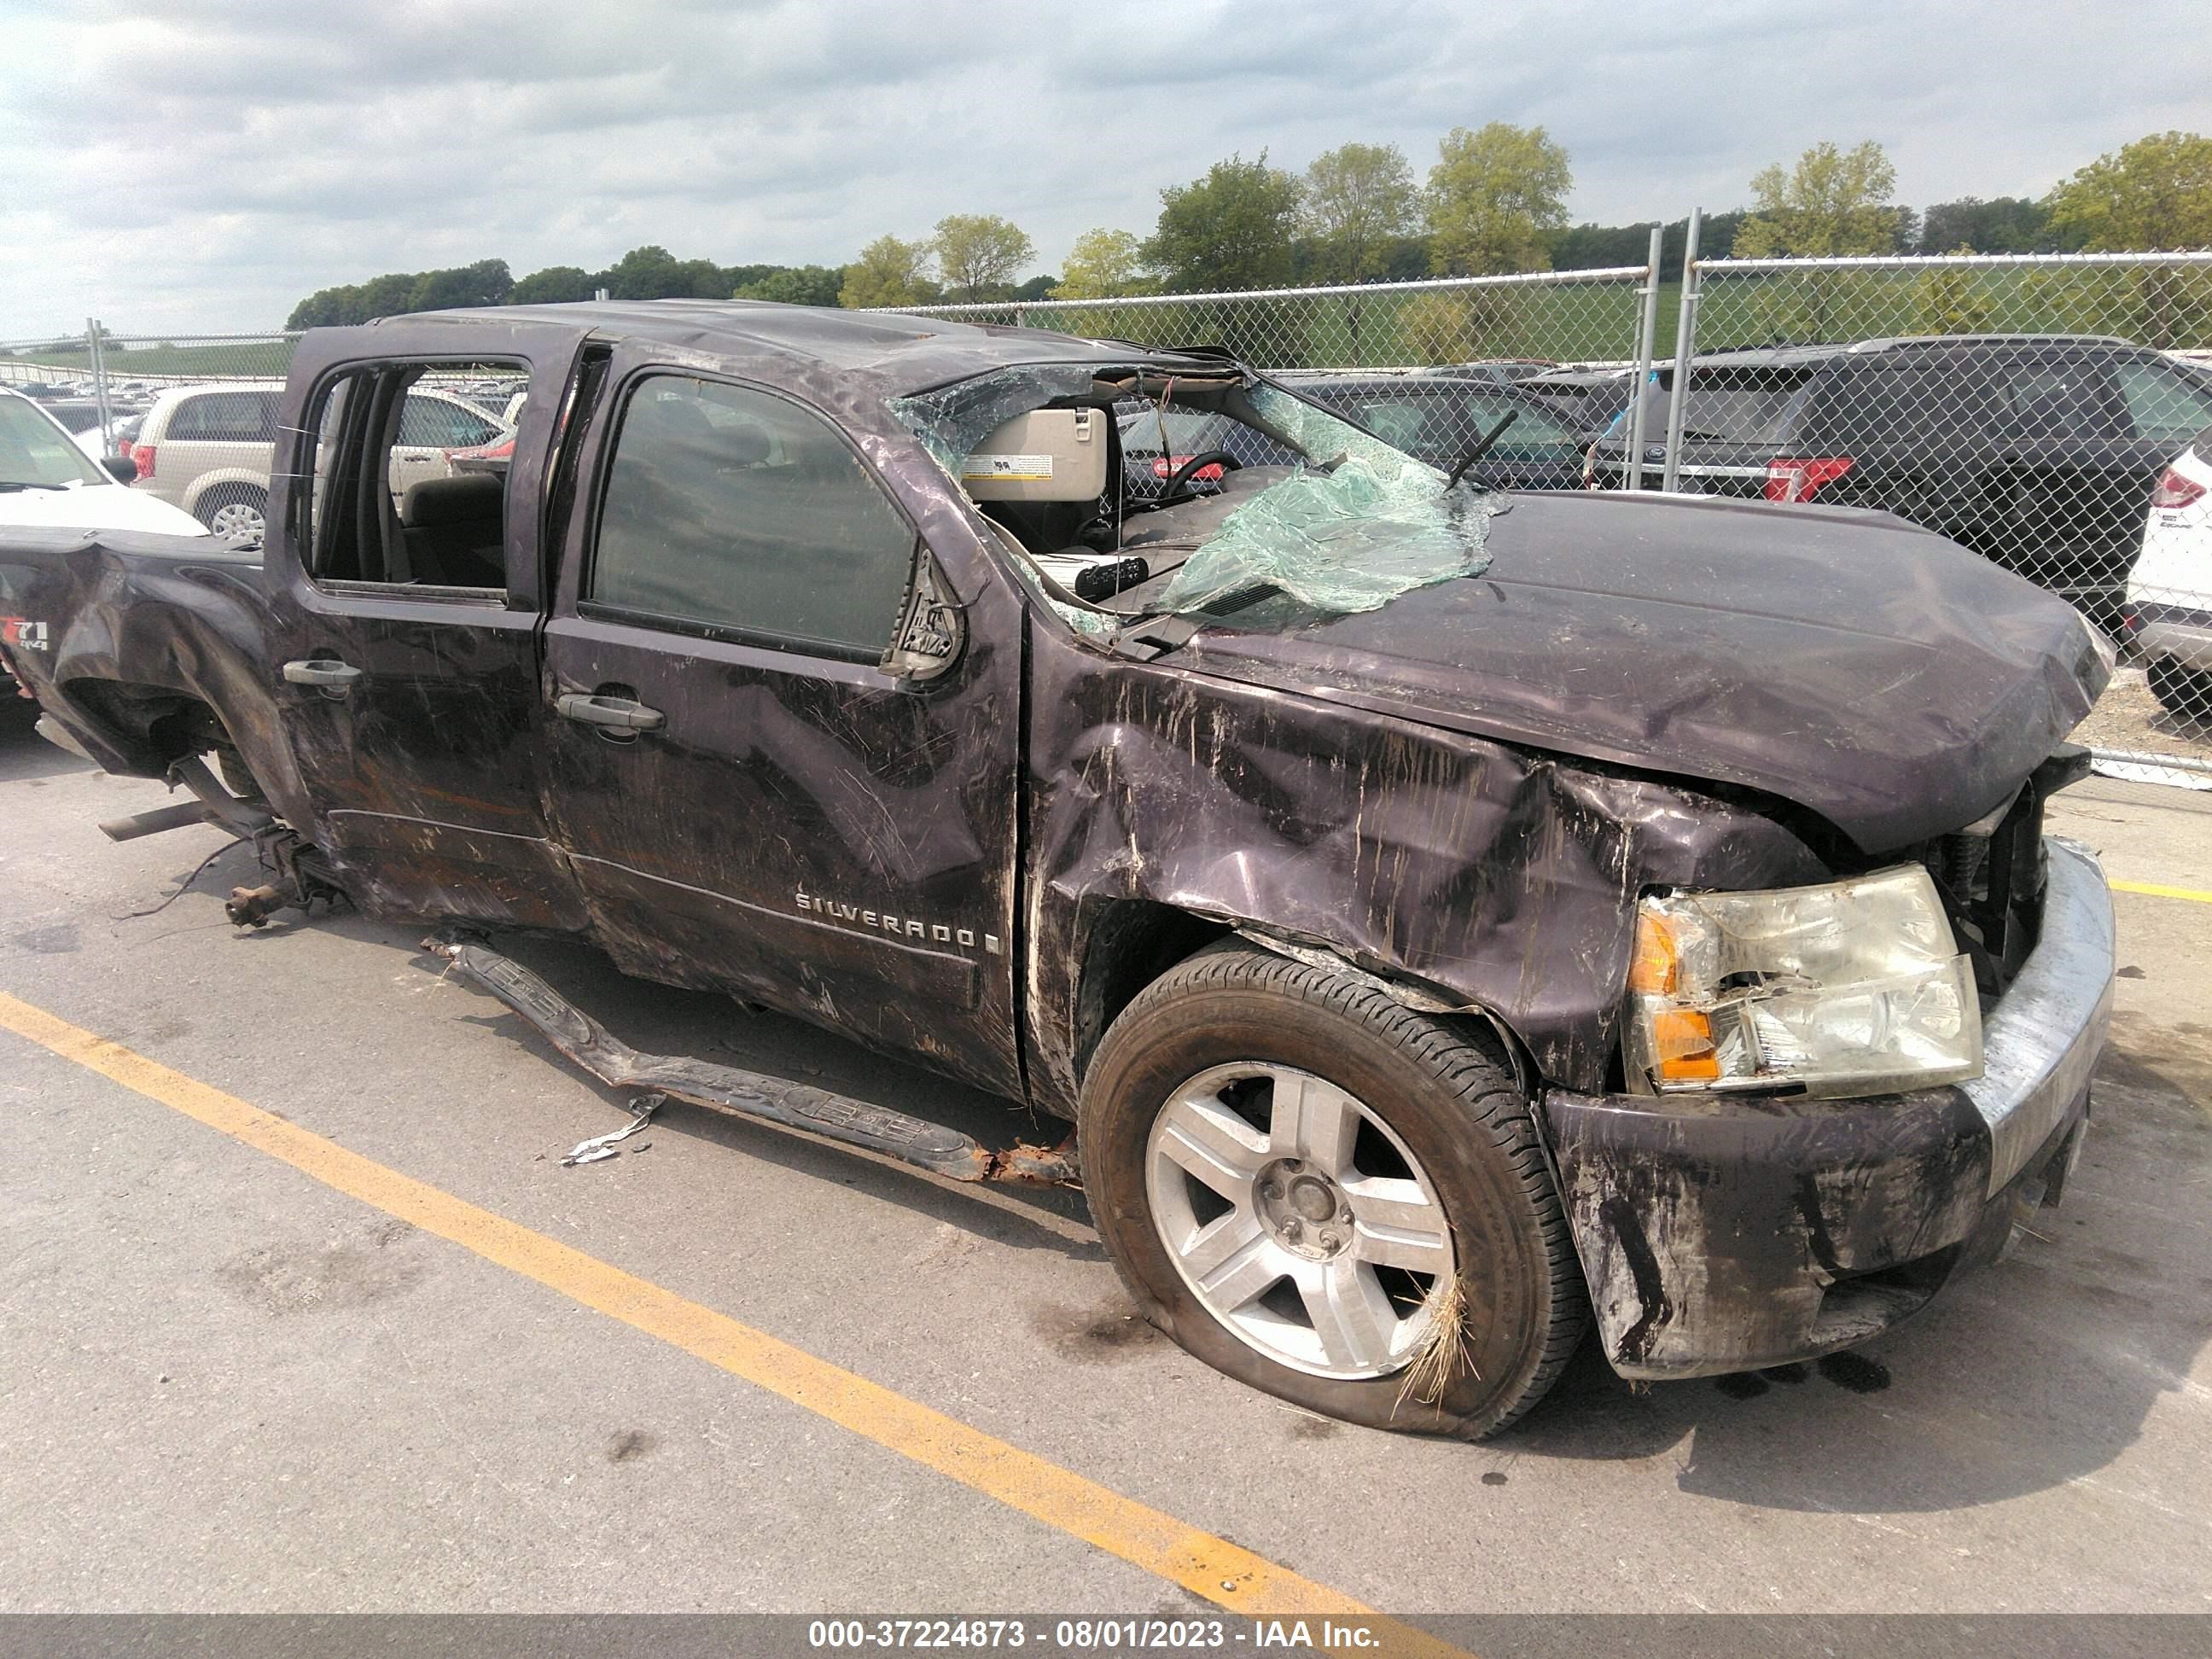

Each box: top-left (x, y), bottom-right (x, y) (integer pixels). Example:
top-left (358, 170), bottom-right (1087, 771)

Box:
top-left (1541, 836), bottom-right (2115, 1380)
top-left (2129, 601), bottom-right (2212, 672)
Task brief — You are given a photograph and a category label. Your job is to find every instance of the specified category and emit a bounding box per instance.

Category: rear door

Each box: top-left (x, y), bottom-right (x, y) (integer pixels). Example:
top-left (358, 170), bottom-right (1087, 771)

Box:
top-left (260, 334), bottom-right (591, 930)
top-left (536, 351), bottom-right (1027, 1096)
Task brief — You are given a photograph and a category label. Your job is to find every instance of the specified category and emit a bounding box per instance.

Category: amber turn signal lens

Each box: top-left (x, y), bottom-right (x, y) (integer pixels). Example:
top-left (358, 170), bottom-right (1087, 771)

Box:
top-left (1627, 914), bottom-right (1678, 995)
top-left (1651, 1008), bottom-right (1720, 1080)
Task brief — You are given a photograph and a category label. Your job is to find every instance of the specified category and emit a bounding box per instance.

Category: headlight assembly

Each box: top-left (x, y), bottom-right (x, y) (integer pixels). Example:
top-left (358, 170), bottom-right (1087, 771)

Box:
top-left (1623, 865), bottom-right (1982, 1097)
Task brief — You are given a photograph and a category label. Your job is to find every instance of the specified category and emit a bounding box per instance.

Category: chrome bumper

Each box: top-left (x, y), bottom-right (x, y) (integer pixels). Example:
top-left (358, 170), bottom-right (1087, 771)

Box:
top-left (1963, 837), bottom-right (2114, 1194)
top-left (2136, 616), bottom-right (2212, 672)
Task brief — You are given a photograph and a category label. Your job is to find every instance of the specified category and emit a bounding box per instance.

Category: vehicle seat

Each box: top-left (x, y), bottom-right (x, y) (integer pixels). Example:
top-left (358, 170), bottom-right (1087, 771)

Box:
top-left (724, 421), bottom-right (771, 467)
top-left (400, 474), bottom-right (506, 588)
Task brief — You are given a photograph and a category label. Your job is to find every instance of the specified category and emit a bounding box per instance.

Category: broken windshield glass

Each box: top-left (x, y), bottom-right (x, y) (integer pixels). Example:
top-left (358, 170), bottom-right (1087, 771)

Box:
top-left (1150, 382), bottom-right (1496, 618)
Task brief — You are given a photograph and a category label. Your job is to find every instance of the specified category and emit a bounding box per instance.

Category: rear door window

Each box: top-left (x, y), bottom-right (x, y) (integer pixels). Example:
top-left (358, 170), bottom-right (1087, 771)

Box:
top-left (1797, 357), bottom-right (2011, 451)
top-left (300, 359), bottom-right (523, 593)
top-left (167, 390), bottom-right (279, 443)
top-left (586, 375), bottom-right (916, 661)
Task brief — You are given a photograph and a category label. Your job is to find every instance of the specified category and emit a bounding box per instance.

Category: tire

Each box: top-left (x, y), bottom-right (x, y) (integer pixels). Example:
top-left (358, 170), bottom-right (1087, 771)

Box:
top-left (1078, 944), bottom-right (1586, 1439)
top-left (2148, 657), bottom-right (2212, 725)
top-left (215, 747), bottom-right (267, 807)
top-left (194, 484), bottom-right (267, 550)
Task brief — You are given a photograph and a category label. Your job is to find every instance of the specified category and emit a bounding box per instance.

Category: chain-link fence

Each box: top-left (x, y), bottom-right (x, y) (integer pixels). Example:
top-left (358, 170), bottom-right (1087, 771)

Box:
top-left (887, 264), bottom-right (1657, 374)
top-left (1601, 247), bottom-right (2212, 791)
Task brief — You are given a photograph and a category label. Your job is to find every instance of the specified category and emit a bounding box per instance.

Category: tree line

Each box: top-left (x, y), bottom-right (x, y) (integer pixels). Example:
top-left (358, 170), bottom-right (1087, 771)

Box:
top-left (283, 128), bottom-right (2212, 329)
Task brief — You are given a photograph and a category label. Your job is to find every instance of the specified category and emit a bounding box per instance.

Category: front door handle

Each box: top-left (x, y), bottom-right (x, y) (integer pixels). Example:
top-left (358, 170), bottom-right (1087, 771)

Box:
top-left (556, 692), bottom-right (666, 732)
top-left (282, 657), bottom-right (362, 691)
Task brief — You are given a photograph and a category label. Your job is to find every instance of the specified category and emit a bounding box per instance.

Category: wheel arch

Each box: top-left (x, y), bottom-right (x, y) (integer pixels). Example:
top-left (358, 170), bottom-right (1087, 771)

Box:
top-left (179, 467), bottom-right (272, 518)
top-left (1061, 896), bottom-right (1543, 1115)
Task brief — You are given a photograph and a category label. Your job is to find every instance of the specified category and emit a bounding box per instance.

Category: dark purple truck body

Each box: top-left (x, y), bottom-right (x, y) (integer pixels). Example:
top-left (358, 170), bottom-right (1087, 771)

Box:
top-left (0, 302), bottom-right (2115, 1378)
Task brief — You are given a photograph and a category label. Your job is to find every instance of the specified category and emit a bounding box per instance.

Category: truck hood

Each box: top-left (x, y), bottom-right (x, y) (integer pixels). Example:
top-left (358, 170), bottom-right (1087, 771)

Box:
top-left (1177, 489), bottom-right (2111, 852)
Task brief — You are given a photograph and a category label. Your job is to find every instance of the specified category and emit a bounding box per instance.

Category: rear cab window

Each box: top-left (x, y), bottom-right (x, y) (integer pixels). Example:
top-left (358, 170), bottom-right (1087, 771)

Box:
top-left (1674, 367), bottom-right (1816, 446)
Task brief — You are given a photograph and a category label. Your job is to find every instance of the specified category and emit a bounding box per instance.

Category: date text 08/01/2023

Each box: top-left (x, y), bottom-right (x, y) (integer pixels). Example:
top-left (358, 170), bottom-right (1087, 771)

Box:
top-left (805, 1617), bottom-right (1387, 1650)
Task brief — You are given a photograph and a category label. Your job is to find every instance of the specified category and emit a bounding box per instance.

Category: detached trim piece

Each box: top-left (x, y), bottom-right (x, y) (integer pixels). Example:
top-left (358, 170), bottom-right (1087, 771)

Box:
top-left (427, 940), bottom-right (1074, 1185)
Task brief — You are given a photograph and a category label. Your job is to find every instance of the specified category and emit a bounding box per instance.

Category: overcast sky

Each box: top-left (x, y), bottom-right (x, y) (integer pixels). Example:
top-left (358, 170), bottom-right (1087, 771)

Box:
top-left (2, 0), bottom-right (2206, 338)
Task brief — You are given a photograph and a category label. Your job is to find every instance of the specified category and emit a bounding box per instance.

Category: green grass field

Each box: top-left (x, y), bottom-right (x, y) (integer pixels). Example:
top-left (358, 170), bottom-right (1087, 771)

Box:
top-left (0, 337), bottom-right (297, 382)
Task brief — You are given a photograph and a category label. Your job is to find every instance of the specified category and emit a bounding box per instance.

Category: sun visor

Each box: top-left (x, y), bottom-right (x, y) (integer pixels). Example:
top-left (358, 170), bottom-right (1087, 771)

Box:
top-left (961, 408), bottom-right (1107, 502)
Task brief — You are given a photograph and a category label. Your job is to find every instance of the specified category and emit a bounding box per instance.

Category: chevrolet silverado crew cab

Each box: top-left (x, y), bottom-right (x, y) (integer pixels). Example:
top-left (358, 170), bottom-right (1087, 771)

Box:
top-left (0, 302), bottom-right (2118, 1438)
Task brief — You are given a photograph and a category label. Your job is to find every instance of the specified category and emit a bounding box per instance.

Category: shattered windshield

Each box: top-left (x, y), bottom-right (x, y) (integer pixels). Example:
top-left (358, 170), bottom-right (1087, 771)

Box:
top-left (1153, 382), bottom-right (1496, 619)
top-left (889, 366), bottom-right (1497, 636)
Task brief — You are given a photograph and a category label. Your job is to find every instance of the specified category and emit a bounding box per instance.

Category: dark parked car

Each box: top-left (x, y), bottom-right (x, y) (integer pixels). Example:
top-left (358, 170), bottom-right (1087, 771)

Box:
top-left (1516, 365), bottom-right (1643, 446)
top-left (0, 303), bottom-right (2116, 1439)
top-left (1590, 335), bottom-right (2212, 625)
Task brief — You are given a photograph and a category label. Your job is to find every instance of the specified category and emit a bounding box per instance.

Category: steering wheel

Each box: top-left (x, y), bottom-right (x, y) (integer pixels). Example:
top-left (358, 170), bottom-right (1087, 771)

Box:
top-left (1158, 449), bottom-right (1242, 502)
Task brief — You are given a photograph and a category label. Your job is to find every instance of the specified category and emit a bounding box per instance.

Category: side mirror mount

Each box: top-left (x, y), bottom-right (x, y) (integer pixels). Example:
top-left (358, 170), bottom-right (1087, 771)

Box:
top-left (879, 547), bottom-right (964, 684)
top-left (102, 454), bottom-right (138, 484)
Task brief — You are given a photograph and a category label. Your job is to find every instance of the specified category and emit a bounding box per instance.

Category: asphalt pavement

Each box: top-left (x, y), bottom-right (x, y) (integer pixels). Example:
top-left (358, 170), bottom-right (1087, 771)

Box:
top-left (2, 696), bottom-right (2209, 1621)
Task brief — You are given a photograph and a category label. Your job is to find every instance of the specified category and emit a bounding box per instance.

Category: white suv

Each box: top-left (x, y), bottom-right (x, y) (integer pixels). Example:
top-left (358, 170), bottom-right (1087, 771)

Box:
top-left (129, 379), bottom-right (510, 549)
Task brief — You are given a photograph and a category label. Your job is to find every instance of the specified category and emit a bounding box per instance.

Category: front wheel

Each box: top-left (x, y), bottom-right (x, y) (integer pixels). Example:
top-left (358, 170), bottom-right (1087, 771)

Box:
top-left (1078, 945), bottom-right (1586, 1438)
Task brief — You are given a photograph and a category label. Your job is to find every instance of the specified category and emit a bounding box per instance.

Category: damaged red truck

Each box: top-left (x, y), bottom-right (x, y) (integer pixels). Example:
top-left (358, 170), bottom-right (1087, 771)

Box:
top-left (0, 302), bottom-right (2118, 1437)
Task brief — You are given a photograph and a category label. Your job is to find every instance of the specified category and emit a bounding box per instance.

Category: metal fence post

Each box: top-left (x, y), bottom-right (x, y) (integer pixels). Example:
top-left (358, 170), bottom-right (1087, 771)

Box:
top-left (1623, 225), bottom-right (1664, 491)
top-left (85, 317), bottom-right (113, 447)
top-left (1660, 209), bottom-right (1703, 494)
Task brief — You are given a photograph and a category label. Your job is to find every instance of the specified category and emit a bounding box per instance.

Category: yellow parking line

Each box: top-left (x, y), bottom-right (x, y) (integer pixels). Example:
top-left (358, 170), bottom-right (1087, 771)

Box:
top-left (0, 989), bottom-right (1463, 1650)
top-left (2110, 879), bottom-right (2212, 905)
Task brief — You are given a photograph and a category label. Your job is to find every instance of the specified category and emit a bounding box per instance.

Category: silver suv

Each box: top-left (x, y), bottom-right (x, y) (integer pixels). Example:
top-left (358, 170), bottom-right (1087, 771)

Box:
top-left (130, 379), bottom-right (509, 548)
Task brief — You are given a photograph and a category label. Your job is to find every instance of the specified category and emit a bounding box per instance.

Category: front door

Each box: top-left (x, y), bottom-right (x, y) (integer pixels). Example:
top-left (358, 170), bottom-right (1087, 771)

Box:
top-left (537, 358), bottom-right (1027, 1097)
top-left (261, 341), bottom-right (589, 930)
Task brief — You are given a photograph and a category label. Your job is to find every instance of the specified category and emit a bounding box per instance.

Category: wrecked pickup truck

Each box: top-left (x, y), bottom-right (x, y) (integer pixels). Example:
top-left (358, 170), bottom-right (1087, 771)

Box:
top-left (0, 301), bottom-right (2118, 1437)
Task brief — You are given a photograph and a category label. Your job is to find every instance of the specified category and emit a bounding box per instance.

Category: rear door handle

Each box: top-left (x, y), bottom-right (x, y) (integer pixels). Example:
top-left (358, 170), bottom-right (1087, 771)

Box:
top-left (282, 657), bottom-right (362, 690)
top-left (556, 692), bottom-right (666, 732)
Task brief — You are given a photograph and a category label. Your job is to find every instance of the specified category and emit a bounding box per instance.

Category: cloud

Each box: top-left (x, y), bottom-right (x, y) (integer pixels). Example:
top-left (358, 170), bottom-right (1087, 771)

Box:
top-left (0, 0), bottom-right (2203, 335)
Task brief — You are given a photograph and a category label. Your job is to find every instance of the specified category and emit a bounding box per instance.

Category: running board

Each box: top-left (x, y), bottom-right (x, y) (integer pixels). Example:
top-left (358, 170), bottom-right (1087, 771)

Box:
top-left (425, 940), bottom-right (1077, 1186)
